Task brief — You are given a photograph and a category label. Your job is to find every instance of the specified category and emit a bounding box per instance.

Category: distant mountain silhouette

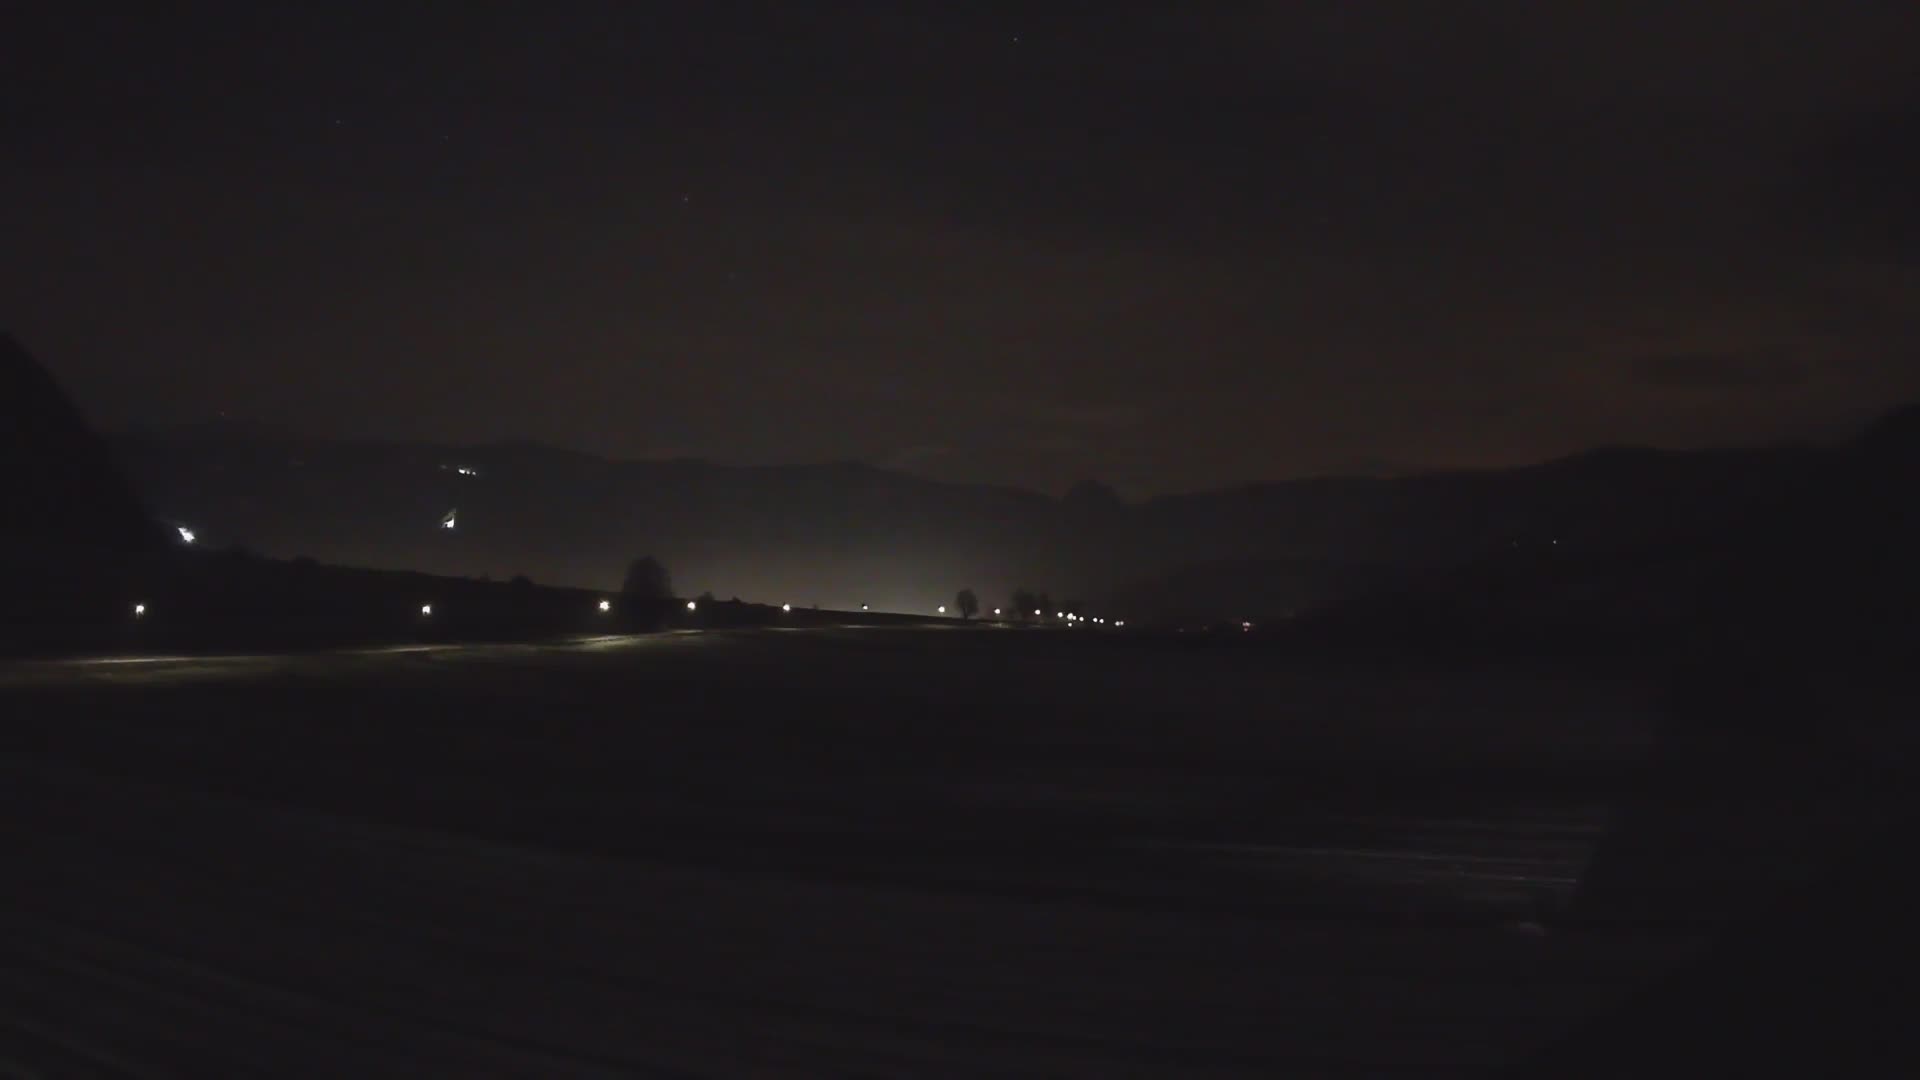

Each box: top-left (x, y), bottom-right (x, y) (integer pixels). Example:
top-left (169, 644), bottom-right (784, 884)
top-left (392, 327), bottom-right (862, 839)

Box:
top-left (109, 410), bottom-right (1903, 622)
top-left (1860, 401), bottom-right (1920, 461)
top-left (1060, 478), bottom-right (1127, 514)
top-left (1312, 400), bottom-right (1920, 662)
top-left (1, 332), bottom-right (161, 554)
top-left (1094, 557), bottom-right (1410, 626)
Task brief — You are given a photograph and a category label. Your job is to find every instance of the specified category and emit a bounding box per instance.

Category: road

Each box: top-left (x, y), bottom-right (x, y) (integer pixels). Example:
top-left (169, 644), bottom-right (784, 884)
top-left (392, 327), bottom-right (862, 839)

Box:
top-left (1, 629), bottom-right (1695, 1075)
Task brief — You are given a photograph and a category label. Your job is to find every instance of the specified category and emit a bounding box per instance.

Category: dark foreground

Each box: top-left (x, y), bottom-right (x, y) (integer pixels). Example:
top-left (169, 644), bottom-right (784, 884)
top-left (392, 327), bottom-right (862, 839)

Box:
top-left (0, 628), bottom-right (1753, 1075)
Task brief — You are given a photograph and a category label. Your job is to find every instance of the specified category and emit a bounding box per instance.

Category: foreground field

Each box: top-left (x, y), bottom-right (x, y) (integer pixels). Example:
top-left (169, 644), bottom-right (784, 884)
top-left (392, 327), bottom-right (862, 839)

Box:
top-left (1, 627), bottom-right (1699, 1075)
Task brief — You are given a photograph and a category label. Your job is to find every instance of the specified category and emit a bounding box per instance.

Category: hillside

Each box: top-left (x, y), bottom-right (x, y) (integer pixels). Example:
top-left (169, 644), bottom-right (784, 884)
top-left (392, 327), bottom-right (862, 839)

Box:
top-left (1, 333), bottom-right (162, 556)
top-left (1316, 403), bottom-right (1920, 662)
top-left (111, 423), bottom-right (1837, 622)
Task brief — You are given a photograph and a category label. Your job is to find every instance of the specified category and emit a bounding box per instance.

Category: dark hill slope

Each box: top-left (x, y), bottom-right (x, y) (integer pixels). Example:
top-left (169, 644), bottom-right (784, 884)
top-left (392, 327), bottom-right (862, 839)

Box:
top-left (1, 333), bottom-right (161, 554)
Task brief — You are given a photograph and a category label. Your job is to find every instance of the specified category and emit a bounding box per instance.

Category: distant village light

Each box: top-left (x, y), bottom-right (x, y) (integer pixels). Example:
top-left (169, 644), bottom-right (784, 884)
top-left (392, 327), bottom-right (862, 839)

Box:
top-left (598, 599), bottom-right (611, 612)
top-left (132, 603), bottom-right (146, 618)
top-left (686, 600), bottom-right (698, 612)
top-left (175, 525), bottom-right (196, 544)
top-left (937, 605), bottom-right (946, 614)
top-left (782, 603), bottom-right (792, 612)
top-left (420, 604), bottom-right (433, 616)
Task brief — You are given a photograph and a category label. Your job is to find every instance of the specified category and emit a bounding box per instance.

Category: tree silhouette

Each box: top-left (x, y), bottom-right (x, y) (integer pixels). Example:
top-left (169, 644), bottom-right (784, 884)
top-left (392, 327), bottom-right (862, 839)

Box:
top-left (955, 588), bottom-right (979, 620)
top-left (621, 556), bottom-right (671, 601)
top-left (1011, 588), bottom-right (1038, 620)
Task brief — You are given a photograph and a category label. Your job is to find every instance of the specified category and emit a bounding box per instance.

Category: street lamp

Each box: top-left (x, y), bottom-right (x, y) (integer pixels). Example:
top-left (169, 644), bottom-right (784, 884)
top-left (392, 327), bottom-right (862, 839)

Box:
top-left (782, 603), bottom-right (792, 613)
top-left (175, 525), bottom-right (195, 544)
top-left (686, 600), bottom-right (698, 612)
top-left (420, 604), bottom-right (433, 616)
top-left (598, 599), bottom-right (611, 613)
top-left (132, 602), bottom-right (146, 618)
top-left (937, 605), bottom-right (946, 614)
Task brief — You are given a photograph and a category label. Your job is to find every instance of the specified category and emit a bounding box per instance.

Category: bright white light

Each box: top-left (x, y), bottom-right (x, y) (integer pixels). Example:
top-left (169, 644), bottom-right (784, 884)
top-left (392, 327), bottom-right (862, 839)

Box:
top-left (1034, 609), bottom-right (1042, 616)
top-left (1241, 620), bottom-right (1253, 632)
top-left (993, 608), bottom-right (1002, 616)
top-left (937, 605), bottom-right (946, 614)
top-left (861, 604), bottom-right (870, 611)
top-left (439, 509), bottom-right (457, 530)
top-left (132, 603), bottom-right (146, 617)
top-left (686, 600), bottom-right (698, 611)
top-left (455, 466), bottom-right (478, 477)
top-left (1116, 620), bottom-right (1125, 627)
top-left (782, 603), bottom-right (792, 612)
top-left (420, 604), bottom-right (433, 616)
top-left (1055, 612), bottom-right (1063, 619)
top-left (598, 599), bottom-right (611, 612)
top-left (175, 526), bottom-right (196, 544)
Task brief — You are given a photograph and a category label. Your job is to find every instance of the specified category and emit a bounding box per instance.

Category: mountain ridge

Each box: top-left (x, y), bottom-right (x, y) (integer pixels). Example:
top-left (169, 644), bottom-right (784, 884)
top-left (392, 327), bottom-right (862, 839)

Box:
top-left (104, 412), bottom-right (1903, 621)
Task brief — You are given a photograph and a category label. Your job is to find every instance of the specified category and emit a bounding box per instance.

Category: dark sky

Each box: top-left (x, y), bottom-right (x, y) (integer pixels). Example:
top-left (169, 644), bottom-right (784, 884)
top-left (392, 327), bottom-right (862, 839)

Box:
top-left (6, 3), bottom-right (1918, 495)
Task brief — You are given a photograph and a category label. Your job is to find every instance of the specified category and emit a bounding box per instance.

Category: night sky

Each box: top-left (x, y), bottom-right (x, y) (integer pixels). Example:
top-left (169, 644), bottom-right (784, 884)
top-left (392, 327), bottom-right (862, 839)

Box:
top-left (6, 3), bottom-right (1918, 495)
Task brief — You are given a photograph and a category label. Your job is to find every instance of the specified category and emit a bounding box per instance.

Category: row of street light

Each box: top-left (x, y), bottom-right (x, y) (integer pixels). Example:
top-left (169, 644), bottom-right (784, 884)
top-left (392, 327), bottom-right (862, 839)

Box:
top-left (167, 521), bottom-right (1131, 628)
top-left (123, 589), bottom-right (1124, 629)
top-left (129, 596), bottom-right (712, 621)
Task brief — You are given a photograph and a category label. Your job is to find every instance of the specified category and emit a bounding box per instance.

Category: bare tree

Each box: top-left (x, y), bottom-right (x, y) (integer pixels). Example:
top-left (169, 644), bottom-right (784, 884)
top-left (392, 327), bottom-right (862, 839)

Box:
top-left (621, 556), bottom-right (671, 601)
top-left (1011, 588), bottom-right (1038, 620)
top-left (955, 588), bottom-right (979, 620)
